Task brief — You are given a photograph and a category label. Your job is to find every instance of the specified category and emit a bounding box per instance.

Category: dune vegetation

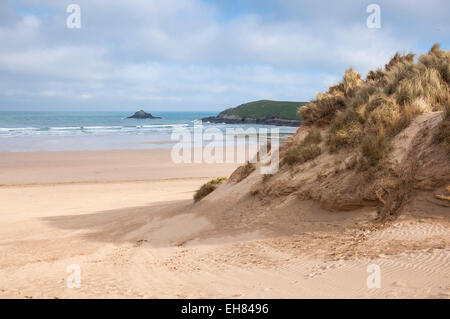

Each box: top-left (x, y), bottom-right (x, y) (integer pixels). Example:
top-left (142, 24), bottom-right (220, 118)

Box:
top-left (282, 129), bottom-right (322, 166)
top-left (229, 162), bottom-right (256, 183)
top-left (299, 43), bottom-right (449, 168)
top-left (194, 177), bottom-right (227, 202)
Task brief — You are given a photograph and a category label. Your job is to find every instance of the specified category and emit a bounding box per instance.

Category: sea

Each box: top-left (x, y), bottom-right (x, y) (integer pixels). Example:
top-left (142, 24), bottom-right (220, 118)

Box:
top-left (0, 111), bottom-right (298, 152)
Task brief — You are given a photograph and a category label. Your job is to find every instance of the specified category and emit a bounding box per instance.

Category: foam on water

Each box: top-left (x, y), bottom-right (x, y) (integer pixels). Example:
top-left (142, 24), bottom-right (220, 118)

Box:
top-left (0, 111), bottom-right (298, 151)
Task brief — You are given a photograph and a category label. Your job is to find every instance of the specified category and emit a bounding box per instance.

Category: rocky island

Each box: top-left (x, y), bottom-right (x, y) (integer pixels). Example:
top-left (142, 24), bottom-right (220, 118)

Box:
top-left (202, 100), bottom-right (306, 127)
top-left (127, 110), bottom-right (161, 119)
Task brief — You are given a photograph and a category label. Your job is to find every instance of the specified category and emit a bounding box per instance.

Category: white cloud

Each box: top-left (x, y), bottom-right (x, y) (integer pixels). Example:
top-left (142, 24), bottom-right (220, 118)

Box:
top-left (0, 46), bottom-right (109, 80)
top-left (0, 0), bottom-right (448, 110)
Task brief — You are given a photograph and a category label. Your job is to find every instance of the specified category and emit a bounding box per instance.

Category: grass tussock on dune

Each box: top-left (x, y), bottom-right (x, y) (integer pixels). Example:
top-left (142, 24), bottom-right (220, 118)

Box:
top-left (436, 103), bottom-right (450, 152)
top-left (194, 177), bottom-right (227, 202)
top-left (300, 44), bottom-right (450, 168)
top-left (229, 162), bottom-right (256, 183)
top-left (282, 129), bottom-right (322, 166)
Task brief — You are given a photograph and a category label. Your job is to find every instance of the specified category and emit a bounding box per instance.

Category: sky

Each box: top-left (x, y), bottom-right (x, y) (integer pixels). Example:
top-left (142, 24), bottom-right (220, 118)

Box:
top-left (0, 0), bottom-right (449, 111)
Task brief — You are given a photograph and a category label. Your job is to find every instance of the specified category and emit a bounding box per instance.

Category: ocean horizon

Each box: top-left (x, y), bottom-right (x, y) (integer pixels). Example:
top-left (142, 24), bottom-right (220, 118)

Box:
top-left (0, 111), bottom-right (297, 152)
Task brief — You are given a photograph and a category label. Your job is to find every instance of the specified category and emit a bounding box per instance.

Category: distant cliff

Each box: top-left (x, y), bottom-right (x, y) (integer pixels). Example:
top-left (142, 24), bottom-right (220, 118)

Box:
top-left (202, 100), bottom-right (306, 127)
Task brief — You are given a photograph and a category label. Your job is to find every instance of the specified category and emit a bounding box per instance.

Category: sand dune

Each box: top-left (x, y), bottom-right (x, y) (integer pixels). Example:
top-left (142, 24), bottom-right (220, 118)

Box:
top-left (0, 148), bottom-right (448, 298)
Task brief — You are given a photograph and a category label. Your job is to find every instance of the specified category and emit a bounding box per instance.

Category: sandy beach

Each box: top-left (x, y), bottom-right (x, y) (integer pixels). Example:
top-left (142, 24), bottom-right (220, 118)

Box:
top-left (0, 147), bottom-right (448, 299)
top-left (0, 149), bottom-right (239, 185)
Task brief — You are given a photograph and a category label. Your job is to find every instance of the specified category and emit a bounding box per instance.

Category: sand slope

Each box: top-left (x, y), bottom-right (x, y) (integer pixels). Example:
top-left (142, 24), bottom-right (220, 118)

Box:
top-left (0, 177), bottom-right (448, 298)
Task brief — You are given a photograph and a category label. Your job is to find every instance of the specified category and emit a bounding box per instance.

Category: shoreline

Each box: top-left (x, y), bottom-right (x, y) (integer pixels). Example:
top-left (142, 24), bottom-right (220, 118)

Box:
top-left (202, 116), bottom-right (302, 127)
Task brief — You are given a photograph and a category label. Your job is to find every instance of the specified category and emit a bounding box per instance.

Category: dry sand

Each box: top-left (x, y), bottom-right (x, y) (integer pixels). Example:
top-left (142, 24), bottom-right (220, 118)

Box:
top-left (0, 149), bottom-right (238, 185)
top-left (0, 148), bottom-right (449, 298)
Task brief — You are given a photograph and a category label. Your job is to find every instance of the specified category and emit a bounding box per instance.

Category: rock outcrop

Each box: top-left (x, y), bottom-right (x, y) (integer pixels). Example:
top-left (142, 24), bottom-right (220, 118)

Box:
top-left (202, 114), bottom-right (301, 127)
top-left (127, 110), bottom-right (161, 119)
